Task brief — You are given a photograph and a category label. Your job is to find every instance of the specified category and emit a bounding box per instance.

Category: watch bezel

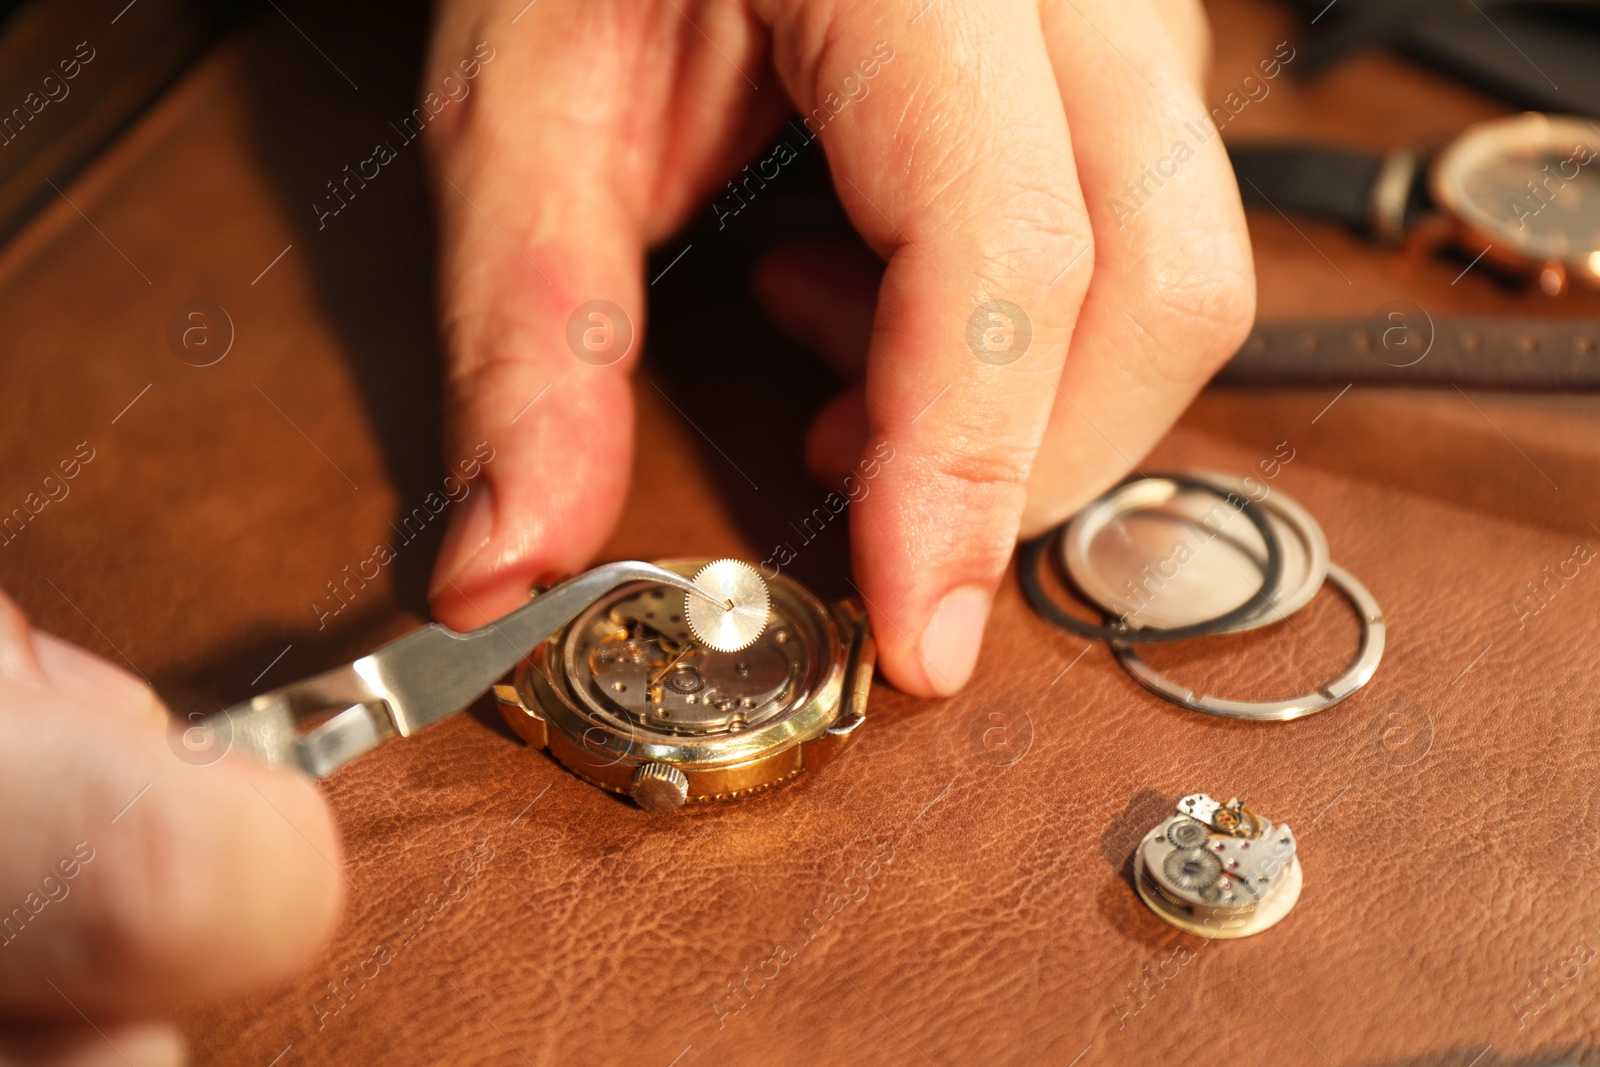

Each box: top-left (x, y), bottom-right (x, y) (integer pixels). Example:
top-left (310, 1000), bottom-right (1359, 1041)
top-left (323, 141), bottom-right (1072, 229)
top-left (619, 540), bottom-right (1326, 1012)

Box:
top-left (1429, 112), bottom-right (1600, 287)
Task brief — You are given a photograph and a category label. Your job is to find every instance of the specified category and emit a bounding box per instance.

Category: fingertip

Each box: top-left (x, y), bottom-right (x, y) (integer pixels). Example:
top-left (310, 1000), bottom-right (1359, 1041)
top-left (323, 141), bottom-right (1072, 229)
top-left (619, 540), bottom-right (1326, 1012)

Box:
top-left (427, 455), bottom-right (596, 631)
top-left (32, 632), bottom-right (164, 725)
top-left (428, 479), bottom-right (496, 604)
top-left (752, 238), bottom-right (880, 378)
top-left (429, 566), bottom-right (539, 632)
top-left (428, 462), bottom-right (585, 630)
top-left (919, 584), bottom-right (991, 696)
top-left (0, 661), bottom-right (345, 1022)
top-left (158, 754), bottom-right (346, 993)
top-left (433, 363), bottom-right (634, 634)
top-left (102, 1023), bottom-right (186, 1067)
top-left (75, 744), bottom-right (346, 1009)
top-left (0, 1022), bottom-right (185, 1067)
top-left (853, 478), bottom-right (1004, 699)
top-left (0, 586), bottom-right (45, 688)
top-left (750, 243), bottom-right (801, 313)
top-left (229, 760), bottom-right (347, 970)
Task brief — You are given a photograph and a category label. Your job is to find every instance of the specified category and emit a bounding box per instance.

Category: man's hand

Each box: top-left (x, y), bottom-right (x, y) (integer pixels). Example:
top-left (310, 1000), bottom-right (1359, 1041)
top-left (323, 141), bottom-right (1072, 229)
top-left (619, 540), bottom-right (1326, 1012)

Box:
top-left (423, 0), bottom-right (1255, 696)
top-left (0, 591), bottom-right (342, 1066)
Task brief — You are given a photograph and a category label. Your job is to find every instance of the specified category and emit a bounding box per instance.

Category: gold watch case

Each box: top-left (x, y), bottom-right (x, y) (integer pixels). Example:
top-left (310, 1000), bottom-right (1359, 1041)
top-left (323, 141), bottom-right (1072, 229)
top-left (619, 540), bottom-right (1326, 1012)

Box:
top-left (493, 559), bottom-right (874, 812)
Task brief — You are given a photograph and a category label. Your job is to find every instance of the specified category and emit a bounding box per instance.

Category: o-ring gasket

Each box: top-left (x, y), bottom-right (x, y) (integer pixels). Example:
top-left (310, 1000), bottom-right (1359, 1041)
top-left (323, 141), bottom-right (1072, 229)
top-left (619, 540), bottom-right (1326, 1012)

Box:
top-left (1019, 474), bottom-right (1285, 645)
top-left (1111, 562), bottom-right (1385, 721)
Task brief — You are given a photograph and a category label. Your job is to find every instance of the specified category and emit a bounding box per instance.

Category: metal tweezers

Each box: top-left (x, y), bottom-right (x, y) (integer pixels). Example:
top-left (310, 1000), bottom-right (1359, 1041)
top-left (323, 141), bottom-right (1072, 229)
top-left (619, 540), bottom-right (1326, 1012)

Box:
top-left (199, 561), bottom-right (720, 778)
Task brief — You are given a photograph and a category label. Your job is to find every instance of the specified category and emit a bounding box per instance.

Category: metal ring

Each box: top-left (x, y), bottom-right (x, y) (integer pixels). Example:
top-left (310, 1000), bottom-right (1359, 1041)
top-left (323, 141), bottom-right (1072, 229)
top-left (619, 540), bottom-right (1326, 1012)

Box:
top-left (1019, 474), bottom-right (1285, 645)
top-left (1059, 470), bottom-right (1329, 636)
top-left (1111, 563), bottom-right (1384, 721)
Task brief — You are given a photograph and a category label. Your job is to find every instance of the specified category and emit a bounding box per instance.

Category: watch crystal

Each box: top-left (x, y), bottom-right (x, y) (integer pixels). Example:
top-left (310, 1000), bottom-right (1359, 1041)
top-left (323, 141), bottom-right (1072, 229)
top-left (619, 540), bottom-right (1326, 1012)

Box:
top-left (1434, 114), bottom-right (1600, 269)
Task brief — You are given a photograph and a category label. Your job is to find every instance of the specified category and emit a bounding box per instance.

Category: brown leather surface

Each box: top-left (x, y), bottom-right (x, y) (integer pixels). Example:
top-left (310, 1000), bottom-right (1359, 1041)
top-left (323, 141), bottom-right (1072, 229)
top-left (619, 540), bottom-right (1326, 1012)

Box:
top-left (2, 1), bottom-right (1597, 1064)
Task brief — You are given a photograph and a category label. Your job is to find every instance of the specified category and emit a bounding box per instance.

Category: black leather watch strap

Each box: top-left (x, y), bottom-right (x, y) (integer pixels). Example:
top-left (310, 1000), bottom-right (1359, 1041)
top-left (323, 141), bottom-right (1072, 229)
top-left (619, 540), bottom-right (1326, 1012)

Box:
top-left (1230, 144), bottom-right (1431, 238)
top-left (1280, 0), bottom-right (1600, 119)
top-left (1232, 145), bottom-right (1384, 228)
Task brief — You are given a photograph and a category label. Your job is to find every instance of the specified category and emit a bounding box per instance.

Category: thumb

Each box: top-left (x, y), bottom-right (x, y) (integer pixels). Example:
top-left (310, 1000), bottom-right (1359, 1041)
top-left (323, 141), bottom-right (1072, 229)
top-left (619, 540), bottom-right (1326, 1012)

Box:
top-left (0, 591), bottom-right (342, 1018)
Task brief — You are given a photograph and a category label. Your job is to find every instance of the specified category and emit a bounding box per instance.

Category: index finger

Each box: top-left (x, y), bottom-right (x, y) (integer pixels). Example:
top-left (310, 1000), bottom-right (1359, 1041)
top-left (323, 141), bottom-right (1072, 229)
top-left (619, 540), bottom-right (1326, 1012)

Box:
top-left (762, 1), bottom-right (1091, 695)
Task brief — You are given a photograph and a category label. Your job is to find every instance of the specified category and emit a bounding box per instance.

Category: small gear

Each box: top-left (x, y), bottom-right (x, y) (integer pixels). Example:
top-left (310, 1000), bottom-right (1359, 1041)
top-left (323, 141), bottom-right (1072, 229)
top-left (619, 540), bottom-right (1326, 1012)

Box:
top-left (1166, 817), bottom-right (1209, 849)
top-left (1135, 791), bottom-right (1303, 938)
top-left (684, 560), bottom-right (770, 653)
top-left (1162, 846), bottom-right (1223, 893)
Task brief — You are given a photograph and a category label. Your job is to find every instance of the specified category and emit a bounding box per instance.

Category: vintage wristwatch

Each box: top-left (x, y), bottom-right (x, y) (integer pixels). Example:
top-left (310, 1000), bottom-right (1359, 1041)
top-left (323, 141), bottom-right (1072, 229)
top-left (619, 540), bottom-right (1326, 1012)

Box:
top-left (189, 559), bottom-right (873, 814)
top-left (1231, 112), bottom-right (1600, 293)
top-left (493, 559), bottom-right (874, 812)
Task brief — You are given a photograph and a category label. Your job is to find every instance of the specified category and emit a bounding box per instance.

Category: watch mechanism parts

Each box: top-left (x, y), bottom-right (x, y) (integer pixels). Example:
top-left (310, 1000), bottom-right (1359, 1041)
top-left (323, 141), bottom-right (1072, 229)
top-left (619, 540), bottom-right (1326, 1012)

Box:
top-left (1021, 470), bottom-right (1384, 721)
top-left (683, 559), bottom-right (771, 652)
top-left (1135, 793), bottom-right (1302, 939)
top-left (494, 559), bottom-right (875, 812)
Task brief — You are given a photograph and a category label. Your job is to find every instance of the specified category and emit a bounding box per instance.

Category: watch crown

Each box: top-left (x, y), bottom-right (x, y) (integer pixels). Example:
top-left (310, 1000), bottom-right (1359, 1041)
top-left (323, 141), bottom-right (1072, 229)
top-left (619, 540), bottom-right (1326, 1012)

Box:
top-left (631, 762), bottom-right (690, 813)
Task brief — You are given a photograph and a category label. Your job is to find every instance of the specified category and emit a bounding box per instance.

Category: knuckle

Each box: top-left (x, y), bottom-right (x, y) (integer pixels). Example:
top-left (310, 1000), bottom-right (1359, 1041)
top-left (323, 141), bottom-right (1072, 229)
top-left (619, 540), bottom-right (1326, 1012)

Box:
top-left (921, 431), bottom-right (1038, 495)
top-left (877, 107), bottom-right (1093, 298)
top-left (443, 336), bottom-right (521, 404)
top-left (1127, 228), bottom-right (1256, 386)
top-left (959, 177), bottom-right (1095, 298)
top-left (911, 438), bottom-right (1035, 562)
top-left (83, 796), bottom-right (207, 971)
top-left (439, 314), bottom-right (557, 418)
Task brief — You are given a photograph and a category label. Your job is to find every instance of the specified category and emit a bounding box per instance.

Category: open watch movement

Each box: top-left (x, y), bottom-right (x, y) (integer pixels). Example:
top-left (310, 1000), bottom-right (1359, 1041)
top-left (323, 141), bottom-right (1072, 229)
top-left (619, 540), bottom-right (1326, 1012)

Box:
top-left (493, 559), bottom-right (874, 812)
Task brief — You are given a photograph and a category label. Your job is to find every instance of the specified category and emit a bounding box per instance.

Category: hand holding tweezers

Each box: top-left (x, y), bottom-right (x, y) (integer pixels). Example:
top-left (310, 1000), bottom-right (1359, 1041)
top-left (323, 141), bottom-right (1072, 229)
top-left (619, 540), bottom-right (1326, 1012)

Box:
top-left (195, 561), bottom-right (721, 777)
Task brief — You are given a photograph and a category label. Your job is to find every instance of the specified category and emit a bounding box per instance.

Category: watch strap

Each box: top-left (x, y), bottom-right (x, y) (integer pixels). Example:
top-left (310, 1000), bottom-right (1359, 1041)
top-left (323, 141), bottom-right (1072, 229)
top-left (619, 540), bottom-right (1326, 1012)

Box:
top-left (1230, 144), bottom-right (1430, 239)
top-left (1281, 0), bottom-right (1600, 119)
top-left (1217, 316), bottom-right (1600, 389)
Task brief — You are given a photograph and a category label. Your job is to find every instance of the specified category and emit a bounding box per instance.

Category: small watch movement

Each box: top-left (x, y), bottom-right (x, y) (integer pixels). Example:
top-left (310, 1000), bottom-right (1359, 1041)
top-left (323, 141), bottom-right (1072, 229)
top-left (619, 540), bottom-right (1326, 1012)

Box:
top-left (1135, 793), bottom-right (1302, 939)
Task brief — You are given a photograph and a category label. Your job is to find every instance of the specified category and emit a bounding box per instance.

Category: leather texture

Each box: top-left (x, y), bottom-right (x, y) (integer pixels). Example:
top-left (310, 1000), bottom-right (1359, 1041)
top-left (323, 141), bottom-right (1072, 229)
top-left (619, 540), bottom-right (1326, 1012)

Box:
top-left (1, 0), bottom-right (1598, 1064)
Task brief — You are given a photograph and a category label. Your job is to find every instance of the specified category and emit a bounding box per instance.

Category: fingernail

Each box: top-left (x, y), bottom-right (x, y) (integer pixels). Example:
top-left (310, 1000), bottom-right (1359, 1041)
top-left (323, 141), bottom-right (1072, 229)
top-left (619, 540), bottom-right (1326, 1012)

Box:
top-left (0, 1023), bottom-right (186, 1067)
top-left (110, 1022), bottom-right (186, 1067)
top-left (31, 631), bottom-right (160, 718)
top-left (430, 479), bottom-right (497, 597)
top-left (917, 584), bottom-right (991, 696)
top-left (0, 592), bottom-right (45, 687)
